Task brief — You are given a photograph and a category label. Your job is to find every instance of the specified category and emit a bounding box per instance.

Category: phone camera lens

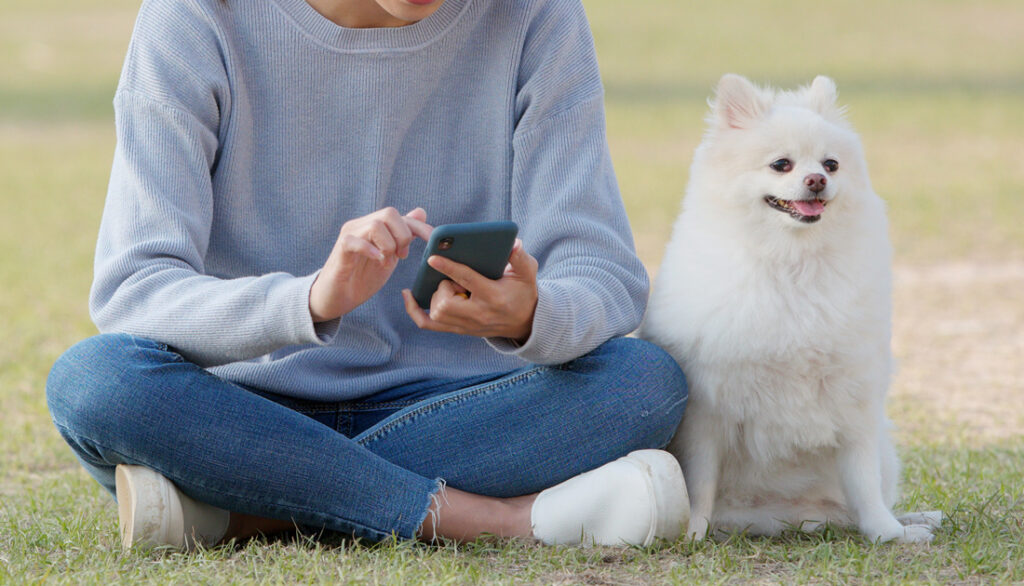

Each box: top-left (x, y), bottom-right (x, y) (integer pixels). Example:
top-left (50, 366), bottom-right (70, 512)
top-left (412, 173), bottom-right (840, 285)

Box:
top-left (438, 237), bottom-right (454, 251)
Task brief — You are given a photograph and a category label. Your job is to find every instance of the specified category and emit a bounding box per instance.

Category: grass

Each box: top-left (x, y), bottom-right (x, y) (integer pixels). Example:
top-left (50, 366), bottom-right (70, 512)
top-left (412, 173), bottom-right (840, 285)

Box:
top-left (1, 0), bottom-right (1022, 583)
top-left (3, 445), bottom-right (1022, 583)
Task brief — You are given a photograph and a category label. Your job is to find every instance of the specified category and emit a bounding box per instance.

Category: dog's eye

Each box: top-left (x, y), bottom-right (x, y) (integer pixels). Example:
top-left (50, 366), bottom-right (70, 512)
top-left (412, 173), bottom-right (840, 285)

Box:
top-left (823, 159), bottom-right (839, 173)
top-left (770, 159), bottom-right (793, 173)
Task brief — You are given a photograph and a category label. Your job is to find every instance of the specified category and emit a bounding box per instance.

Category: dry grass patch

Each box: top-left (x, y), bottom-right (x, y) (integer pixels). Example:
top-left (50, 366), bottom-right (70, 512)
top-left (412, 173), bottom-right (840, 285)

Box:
top-left (891, 261), bottom-right (1024, 445)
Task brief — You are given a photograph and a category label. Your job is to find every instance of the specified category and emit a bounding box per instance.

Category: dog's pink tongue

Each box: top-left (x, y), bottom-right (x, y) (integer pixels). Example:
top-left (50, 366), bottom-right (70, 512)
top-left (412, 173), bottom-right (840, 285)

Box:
top-left (792, 199), bottom-right (825, 216)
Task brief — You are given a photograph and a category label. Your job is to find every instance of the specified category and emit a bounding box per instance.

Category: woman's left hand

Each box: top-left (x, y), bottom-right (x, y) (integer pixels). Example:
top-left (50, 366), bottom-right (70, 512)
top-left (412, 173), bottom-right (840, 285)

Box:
top-left (402, 239), bottom-right (538, 343)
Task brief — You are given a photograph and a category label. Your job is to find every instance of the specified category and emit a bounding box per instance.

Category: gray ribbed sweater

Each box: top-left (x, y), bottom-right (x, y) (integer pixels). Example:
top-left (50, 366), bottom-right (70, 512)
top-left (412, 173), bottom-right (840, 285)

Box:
top-left (91, 0), bottom-right (649, 400)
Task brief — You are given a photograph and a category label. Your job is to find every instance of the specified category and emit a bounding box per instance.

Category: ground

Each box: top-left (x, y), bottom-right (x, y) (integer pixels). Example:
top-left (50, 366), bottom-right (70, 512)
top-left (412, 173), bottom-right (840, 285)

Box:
top-left (890, 261), bottom-right (1024, 444)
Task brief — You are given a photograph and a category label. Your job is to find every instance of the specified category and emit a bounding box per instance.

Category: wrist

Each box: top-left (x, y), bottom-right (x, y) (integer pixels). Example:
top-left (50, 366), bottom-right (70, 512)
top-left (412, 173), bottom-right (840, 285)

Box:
top-left (509, 292), bottom-right (538, 344)
top-left (308, 272), bottom-right (343, 323)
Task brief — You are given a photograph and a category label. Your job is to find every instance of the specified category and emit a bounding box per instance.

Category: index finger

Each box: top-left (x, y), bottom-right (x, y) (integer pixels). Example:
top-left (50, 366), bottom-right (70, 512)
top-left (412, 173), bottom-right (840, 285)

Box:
top-left (372, 207), bottom-right (412, 258)
top-left (404, 215), bottom-right (434, 242)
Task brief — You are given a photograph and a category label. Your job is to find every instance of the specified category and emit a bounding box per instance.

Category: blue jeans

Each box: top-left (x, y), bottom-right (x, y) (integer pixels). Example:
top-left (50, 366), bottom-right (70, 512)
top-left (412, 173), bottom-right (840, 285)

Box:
top-left (46, 334), bottom-right (687, 542)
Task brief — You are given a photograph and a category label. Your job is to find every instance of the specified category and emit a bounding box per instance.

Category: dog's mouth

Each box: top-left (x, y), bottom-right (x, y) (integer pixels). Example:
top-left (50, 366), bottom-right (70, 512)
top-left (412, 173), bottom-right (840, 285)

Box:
top-left (764, 196), bottom-right (827, 224)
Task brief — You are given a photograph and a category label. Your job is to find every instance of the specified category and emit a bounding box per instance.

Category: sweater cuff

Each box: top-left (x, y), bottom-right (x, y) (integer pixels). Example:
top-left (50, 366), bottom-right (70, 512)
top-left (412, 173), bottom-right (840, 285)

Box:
top-left (264, 271), bottom-right (341, 347)
top-left (485, 281), bottom-right (573, 365)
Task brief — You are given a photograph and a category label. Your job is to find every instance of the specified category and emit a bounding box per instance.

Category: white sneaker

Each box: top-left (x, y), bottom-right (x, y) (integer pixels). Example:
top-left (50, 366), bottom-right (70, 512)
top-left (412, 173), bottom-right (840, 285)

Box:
top-left (530, 450), bottom-right (689, 547)
top-left (115, 464), bottom-right (230, 551)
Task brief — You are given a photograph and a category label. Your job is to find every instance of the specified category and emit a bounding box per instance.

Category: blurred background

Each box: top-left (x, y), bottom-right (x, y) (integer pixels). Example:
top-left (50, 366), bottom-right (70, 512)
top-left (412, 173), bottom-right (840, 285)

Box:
top-left (1, 0), bottom-right (1021, 529)
top-left (592, 0), bottom-right (1024, 263)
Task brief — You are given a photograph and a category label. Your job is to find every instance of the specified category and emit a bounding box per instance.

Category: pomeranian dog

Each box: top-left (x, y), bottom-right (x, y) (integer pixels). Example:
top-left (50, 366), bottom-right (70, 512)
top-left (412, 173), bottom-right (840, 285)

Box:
top-left (640, 74), bottom-right (942, 543)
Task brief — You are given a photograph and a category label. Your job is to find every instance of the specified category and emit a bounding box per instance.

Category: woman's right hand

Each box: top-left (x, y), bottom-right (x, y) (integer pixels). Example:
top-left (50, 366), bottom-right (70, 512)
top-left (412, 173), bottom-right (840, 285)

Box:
top-left (309, 207), bottom-right (433, 322)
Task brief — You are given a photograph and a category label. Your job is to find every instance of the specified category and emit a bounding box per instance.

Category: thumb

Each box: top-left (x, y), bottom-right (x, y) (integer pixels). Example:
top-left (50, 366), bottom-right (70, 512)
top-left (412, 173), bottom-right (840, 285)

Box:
top-left (506, 239), bottom-right (537, 277)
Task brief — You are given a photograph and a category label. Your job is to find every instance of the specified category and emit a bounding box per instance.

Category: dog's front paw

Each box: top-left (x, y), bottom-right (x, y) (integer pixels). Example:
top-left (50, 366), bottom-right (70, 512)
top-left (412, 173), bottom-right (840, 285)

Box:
top-left (686, 517), bottom-right (710, 541)
top-left (898, 511), bottom-right (943, 529)
top-left (896, 524), bottom-right (936, 544)
top-left (862, 518), bottom-right (935, 544)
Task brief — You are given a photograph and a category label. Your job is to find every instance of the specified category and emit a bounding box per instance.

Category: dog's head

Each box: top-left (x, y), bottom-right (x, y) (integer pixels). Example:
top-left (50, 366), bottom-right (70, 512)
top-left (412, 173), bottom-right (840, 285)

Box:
top-left (691, 74), bottom-right (872, 233)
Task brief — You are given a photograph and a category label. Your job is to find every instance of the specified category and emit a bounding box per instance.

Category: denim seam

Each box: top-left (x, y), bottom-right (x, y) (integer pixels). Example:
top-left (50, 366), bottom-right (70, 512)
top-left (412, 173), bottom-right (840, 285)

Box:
top-left (337, 411), bottom-right (353, 436)
top-left (52, 422), bottom-right (415, 542)
top-left (291, 398), bottom-right (425, 416)
top-left (355, 365), bottom-right (548, 446)
top-left (336, 399), bottom-right (428, 411)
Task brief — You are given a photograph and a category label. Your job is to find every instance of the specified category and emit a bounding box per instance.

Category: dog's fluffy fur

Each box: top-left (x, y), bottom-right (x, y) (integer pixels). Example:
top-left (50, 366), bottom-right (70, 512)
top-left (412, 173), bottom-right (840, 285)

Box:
top-left (640, 74), bottom-right (941, 543)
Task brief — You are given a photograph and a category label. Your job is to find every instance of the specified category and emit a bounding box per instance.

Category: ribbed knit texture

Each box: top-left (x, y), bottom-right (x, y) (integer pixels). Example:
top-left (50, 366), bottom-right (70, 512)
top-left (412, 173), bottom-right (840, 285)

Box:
top-left (91, 0), bottom-right (649, 401)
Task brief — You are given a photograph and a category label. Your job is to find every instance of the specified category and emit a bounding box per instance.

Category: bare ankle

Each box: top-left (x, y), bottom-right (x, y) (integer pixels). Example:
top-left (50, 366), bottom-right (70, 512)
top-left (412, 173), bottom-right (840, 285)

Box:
top-left (502, 494), bottom-right (537, 539)
top-left (417, 487), bottom-right (537, 543)
top-left (221, 513), bottom-right (295, 543)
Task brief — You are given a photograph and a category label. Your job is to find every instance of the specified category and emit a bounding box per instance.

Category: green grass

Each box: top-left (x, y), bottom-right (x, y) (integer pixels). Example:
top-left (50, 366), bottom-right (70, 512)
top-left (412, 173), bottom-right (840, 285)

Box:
top-left (3, 445), bottom-right (1022, 583)
top-left (1, 0), bottom-right (1022, 583)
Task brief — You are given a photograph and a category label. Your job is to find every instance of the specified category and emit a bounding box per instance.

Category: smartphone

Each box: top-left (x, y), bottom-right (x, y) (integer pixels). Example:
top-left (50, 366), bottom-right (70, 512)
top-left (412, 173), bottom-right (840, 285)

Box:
top-left (411, 221), bottom-right (519, 309)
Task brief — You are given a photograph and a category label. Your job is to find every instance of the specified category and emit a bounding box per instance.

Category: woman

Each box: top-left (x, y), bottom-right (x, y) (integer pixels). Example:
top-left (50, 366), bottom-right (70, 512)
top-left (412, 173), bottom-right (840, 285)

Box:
top-left (46, 0), bottom-right (689, 549)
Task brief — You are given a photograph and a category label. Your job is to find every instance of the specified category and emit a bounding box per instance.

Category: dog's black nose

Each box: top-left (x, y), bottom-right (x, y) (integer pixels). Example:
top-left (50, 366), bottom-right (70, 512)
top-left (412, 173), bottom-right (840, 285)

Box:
top-left (804, 173), bottom-right (827, 193)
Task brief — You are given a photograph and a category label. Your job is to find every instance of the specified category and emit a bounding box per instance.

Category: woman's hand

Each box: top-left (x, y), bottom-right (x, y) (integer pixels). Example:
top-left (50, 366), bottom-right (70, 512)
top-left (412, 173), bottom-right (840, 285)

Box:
top-left (401, 239), bottom-right (539, 343)
top-left (309, 207), bottom-right (433, 323)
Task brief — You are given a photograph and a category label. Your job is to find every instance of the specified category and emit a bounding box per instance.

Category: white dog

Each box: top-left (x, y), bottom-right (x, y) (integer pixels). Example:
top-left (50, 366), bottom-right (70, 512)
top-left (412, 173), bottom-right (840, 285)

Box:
top-left (640, 74), bottom-right (942, 543)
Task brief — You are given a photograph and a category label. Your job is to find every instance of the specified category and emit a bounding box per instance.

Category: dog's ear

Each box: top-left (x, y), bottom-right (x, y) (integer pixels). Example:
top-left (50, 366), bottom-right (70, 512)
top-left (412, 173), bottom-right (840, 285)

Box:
top-left (713, 74), bottom-right (770, 130)
top-left (805, 76), bottom-right (845, 121)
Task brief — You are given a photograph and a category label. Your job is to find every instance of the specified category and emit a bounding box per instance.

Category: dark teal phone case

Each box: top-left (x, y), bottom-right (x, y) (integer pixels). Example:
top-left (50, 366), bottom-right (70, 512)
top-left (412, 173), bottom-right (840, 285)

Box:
top-left (411, 221), bottom-right (519, 309)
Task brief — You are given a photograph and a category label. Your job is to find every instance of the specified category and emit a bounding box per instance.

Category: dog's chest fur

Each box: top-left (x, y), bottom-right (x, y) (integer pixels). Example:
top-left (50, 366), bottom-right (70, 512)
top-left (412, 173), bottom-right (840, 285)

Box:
top-left (648, 232), bottom-right (890, 465)
top-left (700, 258), bottom-right (880, 462)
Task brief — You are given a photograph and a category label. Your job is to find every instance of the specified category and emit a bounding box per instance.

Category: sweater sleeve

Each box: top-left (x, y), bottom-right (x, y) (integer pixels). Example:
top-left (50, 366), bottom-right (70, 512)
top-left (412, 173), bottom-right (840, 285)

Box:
top-left (89, 2), bottom-right (338, 367)
top-left (486, 1), bottom-right (649, 364)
